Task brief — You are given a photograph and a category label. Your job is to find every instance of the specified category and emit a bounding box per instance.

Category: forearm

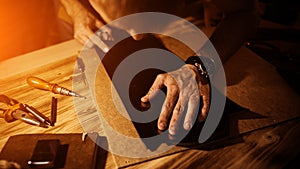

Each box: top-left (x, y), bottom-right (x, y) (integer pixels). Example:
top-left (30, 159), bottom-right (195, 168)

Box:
top-left (199, 0), bottom-right (260, 63)
top-left (209, 10), bottom-right (259, 63)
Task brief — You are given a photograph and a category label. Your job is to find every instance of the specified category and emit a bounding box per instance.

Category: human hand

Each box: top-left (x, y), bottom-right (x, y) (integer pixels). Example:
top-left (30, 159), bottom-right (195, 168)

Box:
top-left (60, 0), bottom-right (112, 51)
top-left (141, 64), bottom-right (211, 135)
top-left (72, 8), bottom-right (113, 49)
top-left (72, 8), bottom-right (102, 44)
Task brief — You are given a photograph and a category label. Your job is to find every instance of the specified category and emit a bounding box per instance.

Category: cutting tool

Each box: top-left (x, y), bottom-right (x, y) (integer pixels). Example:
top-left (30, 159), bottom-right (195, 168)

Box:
top-left (0, 94), bottom-right (50, 128)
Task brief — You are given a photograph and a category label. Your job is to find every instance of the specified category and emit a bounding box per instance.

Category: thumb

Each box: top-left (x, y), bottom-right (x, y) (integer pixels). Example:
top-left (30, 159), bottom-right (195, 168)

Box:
top-left (141, 74), bottom-right (165, 102)
top-left (128, 29), bottom-right (145, 41)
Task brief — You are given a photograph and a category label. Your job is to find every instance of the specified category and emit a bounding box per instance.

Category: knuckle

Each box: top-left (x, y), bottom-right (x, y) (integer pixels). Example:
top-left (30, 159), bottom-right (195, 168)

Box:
top-left (73, 34), bottom-right (79, 39)
top-left (190, 95), bottom-right (200, 102)
top-left (158, 114), bottom-right (169, 123)
top-left (173, 105), bottom-right (184, 115)
top-left (158, 116), bottom-right (167, 122)
top-left (180, 105), bottom-right (185, 112)
top-left (170, 87), bottom-right (179, 97)
top-left (164, 102), bottom-right (172, 110)
top-left (170, 117), bottom-right (177, 124)
top-left (156, 74), bottom-right (165, 80)
top-left (170, 117), bottom-right (179, 126)
top-left (174, 106), bottom-right (181, 113)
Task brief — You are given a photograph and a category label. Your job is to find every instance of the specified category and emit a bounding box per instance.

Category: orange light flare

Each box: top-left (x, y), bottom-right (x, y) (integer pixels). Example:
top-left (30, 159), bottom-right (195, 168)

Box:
top-left (0, 0), bottom-right (71, 62)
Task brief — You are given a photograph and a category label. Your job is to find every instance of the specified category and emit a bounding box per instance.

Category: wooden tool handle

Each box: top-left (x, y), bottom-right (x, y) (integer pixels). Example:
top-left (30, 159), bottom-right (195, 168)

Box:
top-left (26, 76), bottom-right (55, 92)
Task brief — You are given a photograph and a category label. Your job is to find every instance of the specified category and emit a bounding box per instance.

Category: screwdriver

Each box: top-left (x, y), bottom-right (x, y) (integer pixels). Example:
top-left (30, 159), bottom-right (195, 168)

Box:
top-left (27, 76), bottom-right (86, 99)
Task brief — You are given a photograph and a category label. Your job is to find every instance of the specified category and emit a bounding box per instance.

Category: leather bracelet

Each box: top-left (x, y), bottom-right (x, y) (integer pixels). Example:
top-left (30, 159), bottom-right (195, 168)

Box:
top-left (185, 56), bottom-right (211, 79)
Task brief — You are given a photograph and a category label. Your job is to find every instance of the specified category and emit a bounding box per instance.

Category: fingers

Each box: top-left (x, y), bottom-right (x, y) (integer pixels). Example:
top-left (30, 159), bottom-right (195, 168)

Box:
top-left (198, 84), bottom-right (210, 122)
top-left (132, 34), bottom-right (145, 41)
top-left (141, 63), bottom-right (211, 136)
top-left (72, 13), bottom-right (110, 52)
top-left (141, 74), bottom-right (165, 103)
top-left (184, 94), bottom-right (200, 130)
top-left (75, 26), bottom-right (110, 52)
top-left (128, 29), bottom-right (145, 41)
top-left (141, 74), bottom-right (166, 130)
top-left (74, 26), bottom-right (94, 47)
top-left (157, 81), bottom-right (179, 131)
top-left (95, 19), bottom-right (104, 29)
top-left (141, 74), bottom-right (180, 131)
top-left (168, 97), bottom-right (186, 135)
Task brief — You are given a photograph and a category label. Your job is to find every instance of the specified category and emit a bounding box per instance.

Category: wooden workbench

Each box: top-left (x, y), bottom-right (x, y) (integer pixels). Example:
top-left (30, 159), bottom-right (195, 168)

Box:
top-left (0, 38), bottom-right (299, 168)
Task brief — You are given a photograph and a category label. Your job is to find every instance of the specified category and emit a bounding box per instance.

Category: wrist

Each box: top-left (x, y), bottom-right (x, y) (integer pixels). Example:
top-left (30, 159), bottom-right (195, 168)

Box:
top-left (186, 56), bottom-right (209, 79)
top-left (185, 56), bottom-right (215, 79)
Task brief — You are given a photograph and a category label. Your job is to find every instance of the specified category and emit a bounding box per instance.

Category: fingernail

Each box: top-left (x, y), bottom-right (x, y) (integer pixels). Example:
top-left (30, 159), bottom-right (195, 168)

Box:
top-left (184, 122), bottom-right (192, 130)
top-left (169, 126), bottom-right (176, 135)
top-left (159, 122), bottom-right (166, 130)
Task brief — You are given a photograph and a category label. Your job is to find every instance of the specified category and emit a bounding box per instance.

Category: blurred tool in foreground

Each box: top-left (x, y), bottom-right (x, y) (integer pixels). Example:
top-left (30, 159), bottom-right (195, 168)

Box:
top-left (27, 76), bottom-right (86, 99)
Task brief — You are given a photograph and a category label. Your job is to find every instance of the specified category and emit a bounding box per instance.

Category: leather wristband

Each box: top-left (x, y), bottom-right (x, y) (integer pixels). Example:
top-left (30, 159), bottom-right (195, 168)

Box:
top-left (185, 56), bottom-right (208, 78)
top-left (185, 56), bottom-right (215, 84)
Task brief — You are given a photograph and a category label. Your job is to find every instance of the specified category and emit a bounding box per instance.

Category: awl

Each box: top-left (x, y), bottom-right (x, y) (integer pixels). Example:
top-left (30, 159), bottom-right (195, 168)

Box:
top-left (27, 76), bottom-right (86, 99)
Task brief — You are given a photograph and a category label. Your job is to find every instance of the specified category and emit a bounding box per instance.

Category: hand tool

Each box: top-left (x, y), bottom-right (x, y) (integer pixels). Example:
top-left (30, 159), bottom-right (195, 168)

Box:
top-left (51, 97), bottom-right (57, 126)
top-left (27, 76), bottom-right (86, 99)
top-left (23, 104), bottom-right (51, 126)
top-left (0, 94), bottom-right (50, 127)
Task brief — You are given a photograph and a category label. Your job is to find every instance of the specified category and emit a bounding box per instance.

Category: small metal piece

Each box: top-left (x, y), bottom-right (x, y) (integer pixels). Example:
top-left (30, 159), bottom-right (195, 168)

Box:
top-left (53, 86), bottom-right (86, 99)
top-left (12, 110), bottom-right (47, 128)
top-left (82, 132), bottom-right (88, 142)
top-left (68, 91), bottom-right (87, 99)
top-left (24, 104), bottom-right (51, 126)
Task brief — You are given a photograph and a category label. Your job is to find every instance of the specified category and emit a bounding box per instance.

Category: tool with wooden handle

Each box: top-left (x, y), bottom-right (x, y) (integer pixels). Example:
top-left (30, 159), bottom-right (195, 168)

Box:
top-left (27, 76), bottom-right (86, 99)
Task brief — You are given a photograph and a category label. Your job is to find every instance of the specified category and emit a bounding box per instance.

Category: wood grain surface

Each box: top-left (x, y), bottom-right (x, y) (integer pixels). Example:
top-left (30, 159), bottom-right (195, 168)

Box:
top-left (0, 55), bottom-right (83, 150)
